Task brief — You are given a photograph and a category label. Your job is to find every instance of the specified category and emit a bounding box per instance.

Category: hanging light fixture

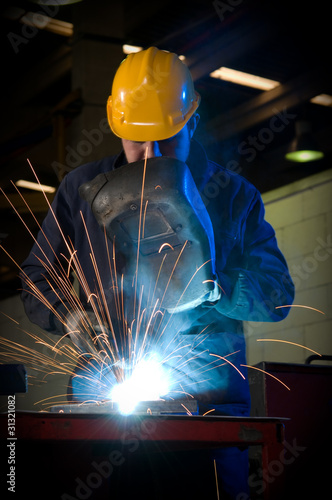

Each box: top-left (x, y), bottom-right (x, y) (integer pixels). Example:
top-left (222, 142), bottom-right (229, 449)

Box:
top-left (285, 120), bottom-right (324, 163)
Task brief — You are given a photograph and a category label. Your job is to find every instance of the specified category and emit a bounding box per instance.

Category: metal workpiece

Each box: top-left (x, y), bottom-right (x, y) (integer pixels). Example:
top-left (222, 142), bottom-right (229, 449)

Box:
top-left (49, 399), bottom-right (198, 415)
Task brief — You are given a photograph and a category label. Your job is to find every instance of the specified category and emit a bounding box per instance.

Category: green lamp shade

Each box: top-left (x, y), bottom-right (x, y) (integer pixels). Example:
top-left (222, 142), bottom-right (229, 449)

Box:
top-left (285, 120), bottom-right (324, 163)
top-left (285, 149), bottom-right (324, 162)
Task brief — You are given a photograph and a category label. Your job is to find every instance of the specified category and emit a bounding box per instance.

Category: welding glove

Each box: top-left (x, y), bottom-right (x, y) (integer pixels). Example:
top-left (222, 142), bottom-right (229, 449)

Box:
top-left (166, 277), bottom-right (221, 314)
top-left (79, 157), bottom-right (220, 315)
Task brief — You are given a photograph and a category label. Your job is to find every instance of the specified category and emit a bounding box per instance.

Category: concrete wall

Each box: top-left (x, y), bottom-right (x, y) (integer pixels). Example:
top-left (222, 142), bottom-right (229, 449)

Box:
top-left (246, 168), bottom-right (332, 366)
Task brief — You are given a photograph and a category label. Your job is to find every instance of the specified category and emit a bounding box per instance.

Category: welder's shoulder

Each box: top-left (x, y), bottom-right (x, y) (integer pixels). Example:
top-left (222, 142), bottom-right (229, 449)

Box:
top-left (56, 155), bottom-right (119, 206)
top-left (65, 155), bottom-right (118, 187)
top-left (207, 160), bottom-right (259, 198)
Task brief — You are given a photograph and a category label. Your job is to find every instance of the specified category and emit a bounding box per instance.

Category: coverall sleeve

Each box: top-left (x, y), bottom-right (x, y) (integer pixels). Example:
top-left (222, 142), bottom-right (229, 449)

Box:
top-left (215, 190), bottom-right (295, 322)
top-left (20, 176), bottom-right (75, 334)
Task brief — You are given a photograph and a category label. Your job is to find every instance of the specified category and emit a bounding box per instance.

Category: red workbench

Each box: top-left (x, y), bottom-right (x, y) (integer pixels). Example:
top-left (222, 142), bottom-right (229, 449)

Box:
top-left (0, 411), bottom-right (285, 499)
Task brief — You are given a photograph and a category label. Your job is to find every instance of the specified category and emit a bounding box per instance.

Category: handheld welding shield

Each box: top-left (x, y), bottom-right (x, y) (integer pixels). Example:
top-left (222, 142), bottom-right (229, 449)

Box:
top-left (79, 157), bottom-right (219, 312)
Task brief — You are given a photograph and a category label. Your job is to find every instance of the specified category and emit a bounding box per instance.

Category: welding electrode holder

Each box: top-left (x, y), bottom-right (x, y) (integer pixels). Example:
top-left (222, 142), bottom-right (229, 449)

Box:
top-left (79, 157), bottom-right (218, 312)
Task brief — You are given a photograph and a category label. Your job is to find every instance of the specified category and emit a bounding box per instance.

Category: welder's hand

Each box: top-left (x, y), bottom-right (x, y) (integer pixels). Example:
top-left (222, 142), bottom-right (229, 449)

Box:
top-left (63, 309), bottom-right (110, 356)
top-left (166, 278), bottom-right (221, 314)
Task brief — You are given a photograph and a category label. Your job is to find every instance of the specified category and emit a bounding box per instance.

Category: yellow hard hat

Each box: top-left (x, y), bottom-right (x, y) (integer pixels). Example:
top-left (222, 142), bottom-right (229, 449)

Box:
top-left (107, 47), bottom-right (200, 142)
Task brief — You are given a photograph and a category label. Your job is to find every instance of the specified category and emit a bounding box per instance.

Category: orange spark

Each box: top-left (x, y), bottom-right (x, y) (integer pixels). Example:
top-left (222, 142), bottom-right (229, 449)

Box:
top-left (87, 293), bottom-right (98, 303)
top-left (169, 389), bottom-right (195, 399)
top-left (202, 279), bottom-right (226, 295)
top-left (160, 255), bottom-right (211, 317)
top-left (142, 199), bottom-right (149, 239)
top-left (65, 249), bottom-right (78, 278)
top-left (157, 240), bottom-right (189, 313)
top-left (203, 408), bottom-right (216, 416)
top-left (0, 311), bottom-right (19, 324)
top-left (158, 242), bottom-right (174, 253)
top-left (275, 304), bottom-right (325, 315)
top-left (210, 353), bottom-right (246, 379)
top-left (133, 147), bottom-right (148, 319)
top-left (241, 364), bottom-right (290, 390)
top-left (256, 339), bottom-right (322, 356)
top-left (180, 403), bottom-right (193, 415)
top-left (155, 185), bottom-right (162, 190)
top-left (214, 459), bottom-right (220, 500)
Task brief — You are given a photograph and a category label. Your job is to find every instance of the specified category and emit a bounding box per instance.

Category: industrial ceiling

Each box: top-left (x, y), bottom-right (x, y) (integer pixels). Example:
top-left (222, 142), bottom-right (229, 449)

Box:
top-left (1, 0), bottom-right (331, 298)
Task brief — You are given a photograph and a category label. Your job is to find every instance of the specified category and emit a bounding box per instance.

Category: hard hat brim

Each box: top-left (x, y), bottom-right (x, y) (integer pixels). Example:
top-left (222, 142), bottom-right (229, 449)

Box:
top-left (107, 92), bottom-right (201, 142)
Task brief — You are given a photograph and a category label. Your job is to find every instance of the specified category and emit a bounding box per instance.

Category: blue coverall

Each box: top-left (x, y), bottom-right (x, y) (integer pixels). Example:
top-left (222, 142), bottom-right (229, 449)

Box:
top-left (20, 139), bottom-right (294, 498)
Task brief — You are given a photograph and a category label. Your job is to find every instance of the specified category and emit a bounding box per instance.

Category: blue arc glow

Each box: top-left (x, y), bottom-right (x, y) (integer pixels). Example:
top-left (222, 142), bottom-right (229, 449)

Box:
top-left (109, 357), bottom-right (170, 415)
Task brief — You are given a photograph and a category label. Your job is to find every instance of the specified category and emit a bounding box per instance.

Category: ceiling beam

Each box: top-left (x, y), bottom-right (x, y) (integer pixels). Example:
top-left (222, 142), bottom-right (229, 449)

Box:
top-left (185, 2), bottom-right (277, 83)
top-left (203, 65), bottom-right (332, 143)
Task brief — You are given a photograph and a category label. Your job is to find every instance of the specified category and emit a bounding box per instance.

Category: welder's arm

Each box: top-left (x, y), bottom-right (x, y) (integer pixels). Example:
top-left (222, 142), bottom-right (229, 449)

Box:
top-left (20, 178), bottom-right (77, 335)
top-left (214, 191), bottom-right (295, 322)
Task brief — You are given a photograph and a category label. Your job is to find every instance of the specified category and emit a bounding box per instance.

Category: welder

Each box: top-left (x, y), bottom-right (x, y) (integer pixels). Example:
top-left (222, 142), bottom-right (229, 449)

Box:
top-left (20, 47), bottom-right (294, 498)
